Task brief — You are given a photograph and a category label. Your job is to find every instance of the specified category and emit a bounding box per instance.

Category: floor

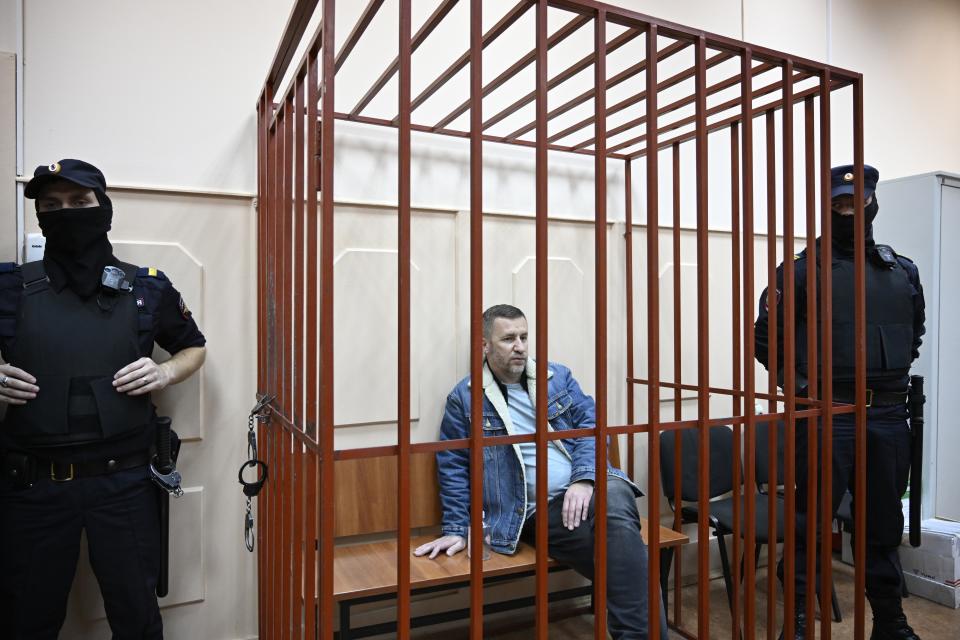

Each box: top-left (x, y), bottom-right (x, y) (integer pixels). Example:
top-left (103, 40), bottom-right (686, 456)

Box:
top-left (413, 561), bottom-right (959, 639)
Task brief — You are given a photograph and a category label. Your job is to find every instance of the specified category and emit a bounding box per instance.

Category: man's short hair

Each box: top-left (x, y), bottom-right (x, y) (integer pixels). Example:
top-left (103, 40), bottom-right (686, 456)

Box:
top-left (482, 304), bottom-right (526, 338)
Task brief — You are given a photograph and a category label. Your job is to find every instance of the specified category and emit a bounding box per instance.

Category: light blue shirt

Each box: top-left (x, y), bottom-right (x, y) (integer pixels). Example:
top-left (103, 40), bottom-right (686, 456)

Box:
top-left (504, 383), bottom-right (573, 517)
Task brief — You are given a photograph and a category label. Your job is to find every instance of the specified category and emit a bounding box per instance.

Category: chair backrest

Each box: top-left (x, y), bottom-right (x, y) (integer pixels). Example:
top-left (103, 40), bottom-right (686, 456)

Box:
top-left (754, 419), bottom-right (785, 488)
top-left (659, 425), bottom-right (737, 503)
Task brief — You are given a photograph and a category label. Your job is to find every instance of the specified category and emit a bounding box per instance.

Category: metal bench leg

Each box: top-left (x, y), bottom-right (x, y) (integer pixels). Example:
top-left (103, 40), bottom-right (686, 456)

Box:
top-left (339, 600), bottom-right (351, 640)
top-left (660, 548), bottom-right (674, 618)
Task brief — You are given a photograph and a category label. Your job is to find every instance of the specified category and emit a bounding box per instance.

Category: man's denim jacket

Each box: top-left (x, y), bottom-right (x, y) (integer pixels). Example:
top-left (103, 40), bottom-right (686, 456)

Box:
top-left (437, 359), bottom-right (641, 554)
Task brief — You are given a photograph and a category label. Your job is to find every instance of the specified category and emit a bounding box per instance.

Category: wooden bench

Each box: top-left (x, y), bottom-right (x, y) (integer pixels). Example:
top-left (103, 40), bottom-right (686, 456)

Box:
top-left (333, 443), bottom-right (689, 638)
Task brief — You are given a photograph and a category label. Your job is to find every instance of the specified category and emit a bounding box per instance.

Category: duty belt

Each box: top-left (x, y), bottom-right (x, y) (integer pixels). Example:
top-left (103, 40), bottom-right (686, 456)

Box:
top-left (18, 450), bottom-right (151, 483)
top-left (832, 386), bottom-right (908, 407)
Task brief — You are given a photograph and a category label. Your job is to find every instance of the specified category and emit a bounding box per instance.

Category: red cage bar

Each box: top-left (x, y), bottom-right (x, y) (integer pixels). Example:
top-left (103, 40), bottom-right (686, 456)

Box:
top-left (254, 1), bottom-right (869, 638)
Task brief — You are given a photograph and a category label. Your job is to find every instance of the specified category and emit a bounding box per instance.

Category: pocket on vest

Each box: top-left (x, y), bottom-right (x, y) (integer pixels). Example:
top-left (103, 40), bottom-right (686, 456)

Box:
top-left (6, 374), bottom-right (70, 435)
top-left (89, 377), bottom-right (152, 438)
top-left (880, 324), bottom-right (913, 370)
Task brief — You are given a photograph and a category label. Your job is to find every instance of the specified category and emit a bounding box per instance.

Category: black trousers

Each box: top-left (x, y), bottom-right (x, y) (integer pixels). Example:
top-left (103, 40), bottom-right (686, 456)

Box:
top-left (783, 404), bottom-right (912, 603)
top-left (0, 465), bottom-right (163, 640)
top-left (520, 477), bottom-right (668, 640)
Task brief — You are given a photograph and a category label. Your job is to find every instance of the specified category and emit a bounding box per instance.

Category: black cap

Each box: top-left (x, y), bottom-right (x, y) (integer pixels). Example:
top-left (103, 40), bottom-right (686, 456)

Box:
top-left (830, 164), bottom-right (879, 199)
top-left (24, 159), bottom-right (108, 199)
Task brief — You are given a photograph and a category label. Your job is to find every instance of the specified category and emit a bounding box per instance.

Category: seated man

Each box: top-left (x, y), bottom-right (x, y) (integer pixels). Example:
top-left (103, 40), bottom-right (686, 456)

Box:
top-left (415, 304), bottom-right (666, 640)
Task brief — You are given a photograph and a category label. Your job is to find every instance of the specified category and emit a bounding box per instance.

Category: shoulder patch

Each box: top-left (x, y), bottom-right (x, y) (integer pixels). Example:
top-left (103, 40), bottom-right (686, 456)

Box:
top-left (178, 295), bottom-right (192, 319)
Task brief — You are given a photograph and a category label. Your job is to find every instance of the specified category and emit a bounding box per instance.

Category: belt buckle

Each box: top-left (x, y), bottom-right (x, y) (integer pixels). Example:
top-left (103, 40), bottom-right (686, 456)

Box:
top-left (50, 462), bottom-right (75, 482)
top-left (865, 389), bottom-right (873, 408)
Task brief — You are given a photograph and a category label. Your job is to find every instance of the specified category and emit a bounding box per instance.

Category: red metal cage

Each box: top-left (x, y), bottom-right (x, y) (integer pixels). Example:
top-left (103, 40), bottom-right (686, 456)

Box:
top-left (255, 1), bottom-right (869, 638)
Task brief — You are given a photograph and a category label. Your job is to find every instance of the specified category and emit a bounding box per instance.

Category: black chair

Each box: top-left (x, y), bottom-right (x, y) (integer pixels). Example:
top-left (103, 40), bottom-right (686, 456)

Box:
top-left (660, 425), bottom-right (783, 615)
top-left (756, 420), bottom-right (842, 623)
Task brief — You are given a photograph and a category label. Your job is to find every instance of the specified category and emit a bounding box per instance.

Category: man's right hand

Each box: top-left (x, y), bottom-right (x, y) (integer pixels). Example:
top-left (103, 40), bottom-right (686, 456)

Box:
top-left (413, 535), bottom-right (465, 559)
top-left (0, 364), bottom-right (38, 405)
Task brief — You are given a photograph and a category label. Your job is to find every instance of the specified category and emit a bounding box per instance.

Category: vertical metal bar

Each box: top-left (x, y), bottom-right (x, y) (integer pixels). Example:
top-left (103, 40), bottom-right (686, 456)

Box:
top-left (318, 1), bottom-right (336, 637)
top-left (644, 22), bottom-right (661, 640)
top-left (295, 74), bottom-right (305, 433)
top-left (276, 430), bottom-right (294, 640)
top-left (468, 1), bottom-right (484, 637)
top-left (268, 420), bottom-right (279, 636)
top-left (283, 95), bottom-right (294, 422)
top-left (802, 93), bottom-right (819, 640)
top-left (281, 98), bottom-right (294, 640)
top-left (852, 75), bottom-right (867, 640)
top-left (781, 59), bottom-right (798, 640)
top-left (670, 140), bottom-right (684, 628)
top-left (303, 46), bottom-right (320, 640)
top-left (818, 68), bottom-right (834, 640)
top-left (624, 159), bottom-right (636, 479)
top-left (264, 119), bottom-right (278, 637)
top-left (397, 0), bottom-right (413, 636)
top-left (306, 50), bottom-right (319, 442)
top-left (694, 35), bottom-right (711, 640)
top-left (305, 449), bottom-right (318, 639)
top-left (534, 1), bottom-right (550, 636)
top-left (257, 93), bottom-right (266, 396)
top-left (593, 10), bottom-right (609, 640)
top-left (730, 120), bottom-right (743, 640)
top-left (740, 47), bottom-right (758, 640)
top-left (764, 107), bottom-right (779, 640)
top-left (292, 436), bottom-right (304, 640)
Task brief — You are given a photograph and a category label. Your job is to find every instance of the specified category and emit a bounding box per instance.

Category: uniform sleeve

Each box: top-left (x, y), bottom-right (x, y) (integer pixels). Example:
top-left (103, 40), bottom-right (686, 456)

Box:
top-left (899, 257), bottom-right (926, 360)
top-left (154, 277), bottom-right (206, 355)
top-left (0, 264), bottom-right (22, 363)
top-left (755, 257), bottom-right (808, 373)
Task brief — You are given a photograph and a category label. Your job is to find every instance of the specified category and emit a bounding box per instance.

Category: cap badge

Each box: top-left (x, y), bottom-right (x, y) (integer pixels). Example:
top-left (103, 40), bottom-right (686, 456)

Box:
top-left (48, 162), bottom-right (61, 174)
top-left (843, 172), bottom-right (854, 182)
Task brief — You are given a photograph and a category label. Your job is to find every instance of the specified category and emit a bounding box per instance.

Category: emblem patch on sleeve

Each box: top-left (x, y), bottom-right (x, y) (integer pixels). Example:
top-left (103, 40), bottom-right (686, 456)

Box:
top-left (763, 288), bottom-right (781, 312)
top-left (178, 296), bottom-right (192, 319)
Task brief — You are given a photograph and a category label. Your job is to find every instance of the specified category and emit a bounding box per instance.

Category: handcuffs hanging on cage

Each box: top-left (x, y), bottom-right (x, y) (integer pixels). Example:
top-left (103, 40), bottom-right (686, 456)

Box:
top-left (239, 394), bottom-right (273, 552)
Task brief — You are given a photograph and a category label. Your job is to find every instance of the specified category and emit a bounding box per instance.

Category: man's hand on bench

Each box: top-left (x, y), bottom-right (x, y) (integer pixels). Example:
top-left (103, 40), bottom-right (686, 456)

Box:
top-left (413, 535), bottom-right (465, 559)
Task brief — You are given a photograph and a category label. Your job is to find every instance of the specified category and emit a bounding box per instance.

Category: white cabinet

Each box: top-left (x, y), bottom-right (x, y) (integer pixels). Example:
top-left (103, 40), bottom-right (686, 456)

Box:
top-left (875, 172), bottom-right (960, 522)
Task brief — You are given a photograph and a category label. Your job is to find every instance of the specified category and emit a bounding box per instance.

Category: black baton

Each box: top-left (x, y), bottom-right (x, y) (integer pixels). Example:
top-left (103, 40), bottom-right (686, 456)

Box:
top-left (155, 416), bottom-right (172, 597)
top-left (908, 376), bottom-right (925, 548)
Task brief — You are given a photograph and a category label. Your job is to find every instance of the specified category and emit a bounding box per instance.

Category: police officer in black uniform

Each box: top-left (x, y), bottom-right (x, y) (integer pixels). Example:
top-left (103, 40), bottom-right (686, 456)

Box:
top-left (756, 164), bottom-right (924, 640)
top-left (0, 159), bottom-right (206, 639)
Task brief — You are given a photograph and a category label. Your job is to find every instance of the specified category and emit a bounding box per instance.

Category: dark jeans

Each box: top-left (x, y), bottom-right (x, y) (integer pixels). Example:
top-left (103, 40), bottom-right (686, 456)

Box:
top-left (782, 405), bottom-right (912, 603)
top-left (521, 477), bottom-right (669, 640)
top-left (0, 465), bottom-right (163, 640)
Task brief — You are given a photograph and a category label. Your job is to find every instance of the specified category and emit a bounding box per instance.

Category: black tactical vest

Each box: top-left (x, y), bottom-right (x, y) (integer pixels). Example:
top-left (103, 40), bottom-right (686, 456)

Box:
top-left (797, 246), bottom-right (915, 386)
top-left (4, 261), bottom-right (152, 447)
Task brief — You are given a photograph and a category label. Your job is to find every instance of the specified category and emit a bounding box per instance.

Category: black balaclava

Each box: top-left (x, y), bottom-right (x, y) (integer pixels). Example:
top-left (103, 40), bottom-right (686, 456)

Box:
top-left (832, 193), bottom-right (879, 254)
top-left (37, 191), bottom-right (115, 298)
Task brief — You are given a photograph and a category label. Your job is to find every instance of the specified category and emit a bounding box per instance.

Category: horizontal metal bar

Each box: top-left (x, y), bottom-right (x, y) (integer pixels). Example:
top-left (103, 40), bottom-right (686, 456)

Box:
top-left (608, 66), bottom-right (806, 154)
top-left (503, 40), bottom-right (690, 142)
top-left (433, 12), bottom-right (591, 130)
top-left (479, 26), bottom-right (641, 132)
top-left (350, 0), bottom-right (460, 115)
top-left (579, 58), bottom-right (772, 151)
top-left (333, 111), bottom-right (629, 159)
top-left (335, 0), bottom-right (385, 73)
top-left (629, 79), bottom-right (839, 158)
top-left (546, 0), bottom-right (861, 80)
top-left (558, 50), bottom-right (735, 148)
top-left (395, 0), bottom-right (536, 124)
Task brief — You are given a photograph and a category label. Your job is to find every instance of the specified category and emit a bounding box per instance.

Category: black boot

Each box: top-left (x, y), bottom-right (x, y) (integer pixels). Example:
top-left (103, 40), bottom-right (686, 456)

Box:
top-left (869, 597), bottom-right (921, 640)
top-left (778, 611), bottom-right (806, 640)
